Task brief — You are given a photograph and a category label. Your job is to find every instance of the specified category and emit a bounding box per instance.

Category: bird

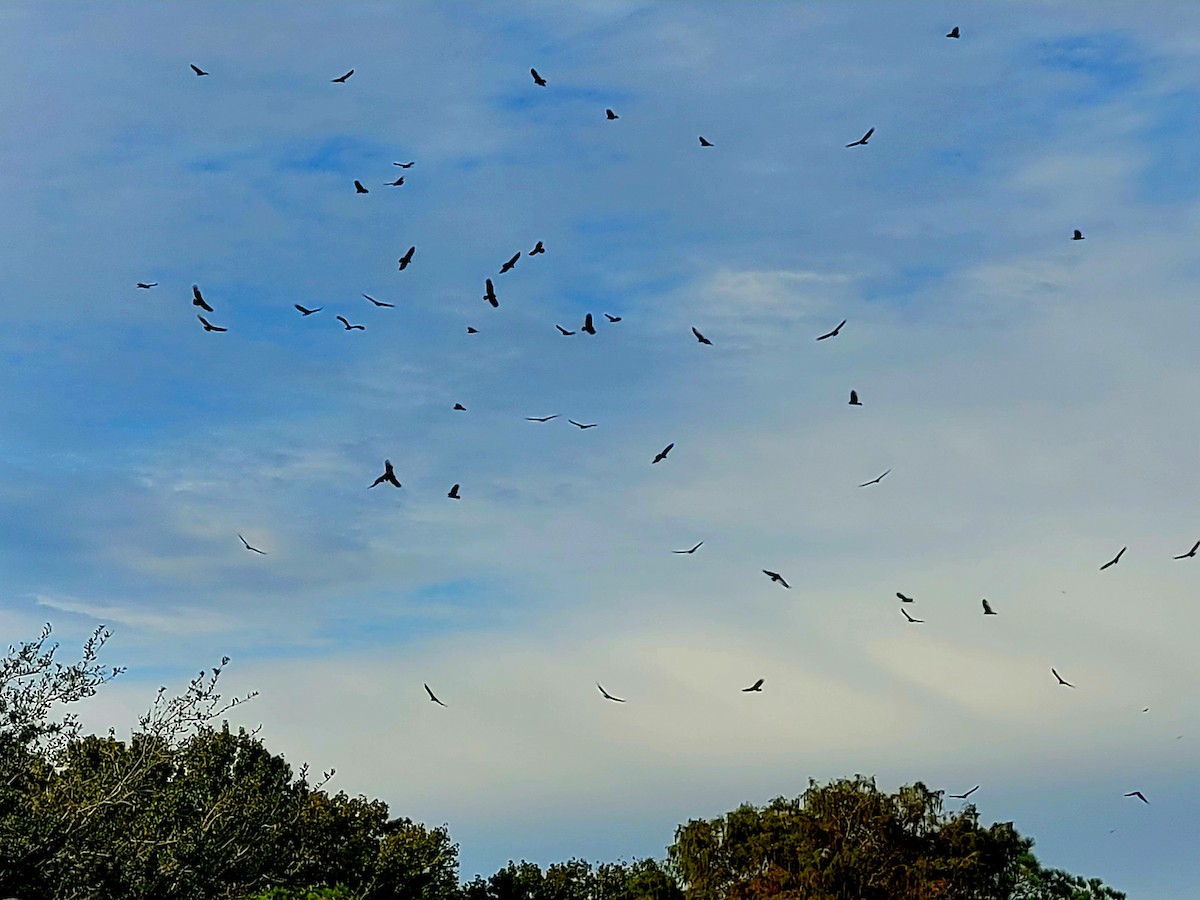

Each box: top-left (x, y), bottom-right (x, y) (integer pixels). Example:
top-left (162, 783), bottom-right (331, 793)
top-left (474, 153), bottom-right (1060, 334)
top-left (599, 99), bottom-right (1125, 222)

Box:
top-left (500, 252), bottom-right (520, 274)
top-left (673, 542), bottom-right (704, 555)
top-left (484, 279), bottom-right (499, 308)
top-left (1052, 668), bottom-right (1074, 688)
top-left (860, 469), bottom-right (891, 487)
top-left (398, 246), bottom-right (415, 270)
top-left (331, 69), bottom-right (354, 83)
top-left (568, 420), bottom-right (597, 429)
top-left (1100, 547), bottom-right (1126, 570)
top-left (652, 443), bottom-right (674, 464)
top-left (294, 304), bottom-right (322, 315)
top-left (763, 570), bottom-right (790, 588)
top-left (846, 127), bottom-right (875, 147)
top-left (606, 108), bottom-right (619, 120)
top-left (581, 314), bottom-right (597, 335)
top-left (384, 176), bottom-right (405, 186)
top-left (901, 609), bottom-right (924, 624)
top-left (816, 320), bottom-right (847, 341)
top-left (982, 599), bottom-right (997, 615)
top-left (192, 284), bottom-right (214, 312)
top-left (424, 683), bottom-right (446, 707)
top-left (529, 241), bottom-right (545, 255)
top-left (1124, 791), bottom-right (1149, 804)
top-left (362, 294), bottom-right (394, 307)
top-left (1073, 229), bottom-right (1085, 240)
top-left (555, 325), bottom-right (575, 335)
top-left (946, 26), bottom-right (960, 38)
top-left (136, 282), bottom-right (157, 289)
top-left (742, 678), bottom-right (764, 692)
top-left (691, 326), bottom-right (712, 345)
top-left (370, 459), bottom-right (402, 489)
top-left (466, 326), bottom-right (479, 334)
top-left (197, 315), bottom-right (226, 332)
top-left (699, 136), bottom-right (713, 147)
top-left (336, 316), bottom-right (364, 331)
top-left (596, 683), bottom-right (624, 702)
top-left (530, 68), bottom-right (547, 86)
top-left (1174, 540), bottom-right (1199, 560)
top-left (604, 313), bottom-right (622, 323)
top-left (394, 161), bottom-right (415, 168)
top-left (897, 592), bottom-right (915, 603)
top-left (948, 785), bottom-right (979, 800)
top-left (238, 534), bottom-right (266, 555)
top-left (849, 390), bottom-right (862, 406)
top-left (354, 180), bottom-right (369, 193)
top-left (190, 64), bottom-right (208, 76)
top-left (453, 403), bottom-right (466, 411)
top-left (447, 484), bottom-right (461, 500)
top-left (526, 415), bottom-right (558, 422)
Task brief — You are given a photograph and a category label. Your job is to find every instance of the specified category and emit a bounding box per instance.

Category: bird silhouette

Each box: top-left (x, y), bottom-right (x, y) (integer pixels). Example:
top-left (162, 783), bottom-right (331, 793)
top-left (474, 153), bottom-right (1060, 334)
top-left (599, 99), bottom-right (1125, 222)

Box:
top-left (1100, 547), bottom-right (1126, 570)
top-left (597, 683), bottom-right (625, 702)
top-left (484, 279), bottom-right (499, 308)
top-left (192, 284), bottom-right (214, 312)
top-left (370, 459), bottom-right (402, 489)
top-left (699, 136), bottom-right (714, 147)
top-left (742, 678), bottom-right (764, 692)
top-left (816, 320), bottom-right (847, 341)
top-left (692, 326), bottom-right (712, 345)
top-left (294, 305), bottom-right (322, 315)
top-left (581, 314), bottom-right (597, 335)
top-left (946, 26), bottom-right (960, 38)
top-left (652, 443), bottom-right (674, 464)
top-left (1124, 791), bottom-right (1149, 804)
top-left (362, 294), bottom-right (394, 307)
top-left (467, 326), bottom-right (479, 334)
top-left (982, 599), bottom-right (997, 615)
top-left (530, 68), bottom-right (547, 86)
top-left (555, 325), bottom-right (575, 335)
top-left (948, 785), bottom-right (979, 800)
top-left (448, 484), bottom-right (461, 500)
top-left (1052, 668), bottom-right (1074, 688)
top-left (526, 415), bottom-right (558, 422)
top-left (190, 64), bottom-right (208, 76)
top-left (136, 282), bottom-right (157, 289)
top-left (354, 180), bottom-right (369, 193)
top-left (336, 316), bottom-right (364, 331)
top-left (384, 176), bottom-right (405, 186)
top-left (398, 246), bottom-right (415, 270)
top-left (1073, 229), bottom-right (1085, 240)
top-left (453, 403), bottom-right (466, 411)
top-left (197, 315), bottom-right (226, 332)
top-left (763, 570), bottom-right (790, 588)
top-left (901, 609), bottom-right (924, 624)
top-left (1174, 540), bottom-right (1199, 559)
top-left (606, 108), bottom-right (619, 120)
top-left (673, 542), bottom-right (704, 554)
top-left (897, 592), bottom-right (915, 603)
top-left (424, 683), bottom-right (446, 707)
top-left (529, 241), bottom-right (545, 255)
top-left (849, 390), bottom-right (862, 406)
top-left (238, 534), bottom-right (266, 555)
top-left (331, 69), bottom-right (354, 83)
top-left (500, 252), bottom-right (520, 274)
top-left (394, 161), bottom-right (415, 168)
top-left (846, 127), bottom-right (875, 147)
top-left (604, 313), bottom-right (622, 322)
top-left (860, 469), bottom-right (891, 487)
top-left (568, 420), bottom-right (597, 429)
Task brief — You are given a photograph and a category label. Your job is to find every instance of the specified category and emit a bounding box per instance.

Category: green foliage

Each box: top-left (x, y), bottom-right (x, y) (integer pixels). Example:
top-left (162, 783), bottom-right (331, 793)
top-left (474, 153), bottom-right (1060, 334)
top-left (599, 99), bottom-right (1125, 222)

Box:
top-left (242, 887), bottom-right (354, 900)
top-left (458, 857), bottom-right (681, 900)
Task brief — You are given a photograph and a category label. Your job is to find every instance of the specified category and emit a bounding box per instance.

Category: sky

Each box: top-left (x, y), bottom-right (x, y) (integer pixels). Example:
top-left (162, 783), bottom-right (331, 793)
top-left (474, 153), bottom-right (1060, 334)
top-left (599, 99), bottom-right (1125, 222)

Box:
top-left (2, 1), bottom-right (1199, 895)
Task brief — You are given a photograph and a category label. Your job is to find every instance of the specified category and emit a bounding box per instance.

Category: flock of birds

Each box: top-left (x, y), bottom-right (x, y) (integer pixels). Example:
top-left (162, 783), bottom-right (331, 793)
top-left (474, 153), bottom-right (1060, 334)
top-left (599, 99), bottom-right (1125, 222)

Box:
top-left (125, 23), bottom-right (1189, 815)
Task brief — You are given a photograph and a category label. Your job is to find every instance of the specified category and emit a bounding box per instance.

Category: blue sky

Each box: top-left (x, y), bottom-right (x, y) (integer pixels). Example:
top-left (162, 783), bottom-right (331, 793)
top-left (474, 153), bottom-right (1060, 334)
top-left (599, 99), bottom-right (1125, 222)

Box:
top-left (3, 2), bottom-right (1200, 895)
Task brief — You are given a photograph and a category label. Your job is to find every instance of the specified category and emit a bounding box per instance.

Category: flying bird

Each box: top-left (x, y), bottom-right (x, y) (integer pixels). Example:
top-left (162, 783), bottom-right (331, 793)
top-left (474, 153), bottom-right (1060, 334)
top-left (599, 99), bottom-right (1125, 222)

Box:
top-left (238, 534), bottom-right (266, 555)
top-left (484, 279), bottom-right (498, 308)
top-left (897, 592), bottom-right (915, 603)
top-left (763, 570), bottom-right (791, 588)
top-left (466, 326), bottom-right (479, 334)
top-left (190, 64), bottom-right (208, 76)
top-left (394, 161), bottom-right (415, 168)
top-left (849, 390), bottom-right (862, 406)
top-left (982, 598), bottom-right (997, 615)
top-left (526, 415), bottom-right (558, 422)
top-left (581, 313), bottom-right (596, 335)
top-left (596, 683), bottom-right (624, 702)
top-left (294, 304), bottom-right (322, 315)
top-left (673, 542), bottom-right (704, 555)
top-left (555, 325), bottom-right (575, 335)
top-left (946, 26), bottom-right (960, 38)
top-left (1174, 540), bottom-right (1199, 560)
top-left (136, 282), bottom-right (157, 289)
top-left (742, 679), bottom-right (764, 692)
top-left (1052, 668), bottom-right (1074, 688)
top-left (1099, 547), bottom-right (1126, 570)
top-left (652, 443), bottom-right (674, 464)
top-left (448, 484), bottom-right (461, 500)
top-left (530, 68), bottom-right (547, 86)
top-left (1072, 229), bottom-right (1085, 240)
top-left (901, 609), bottom-right (924, 624)
top-left (362, 294), bottom-right (394, 307)
top-left (331, 69), bottom-right (354, 83)
top-left (691, 326), bottom-right (712, 345)
top-left (197, 315), bottom-right (226, 332)
top-left (424, 683), bottom-right (446, 707)
top-left (816, 320), bottom-right (847, 341)
top-left (354, 180), bottom-right (369, 194)
top-left (606, 108), bottom-right (619, 120)
top-left (398, 246), bottom-right (415, 270)
top-left (846, 127), bottom-right (875, 147)
top-left (568, 420), bottom-right (597, 429)
top-left (453, 403), bottom-right (466, 411)
top-left (370, 459), bottom-right (402, 489)
top-left (699, 136), bottom-right (713, 147)
top-left (1124, 791), bottom-right (1148, 804)
top-left (529, 241), bottom-right (545, 255)
top-left (500, 252), bottom-right (520, 274)
top-left (192, 284), bottom-right (213, 312)
top-left (336, 315), bottom-right (364, 331)
top-left (385, 176), bottom-right (405, 186)
top-left (948, 785), bottom-right (979, 800)
top-left (860, 469), bottom-right (891, 487)
top-left (604, 313), bottom-right (622, 323)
